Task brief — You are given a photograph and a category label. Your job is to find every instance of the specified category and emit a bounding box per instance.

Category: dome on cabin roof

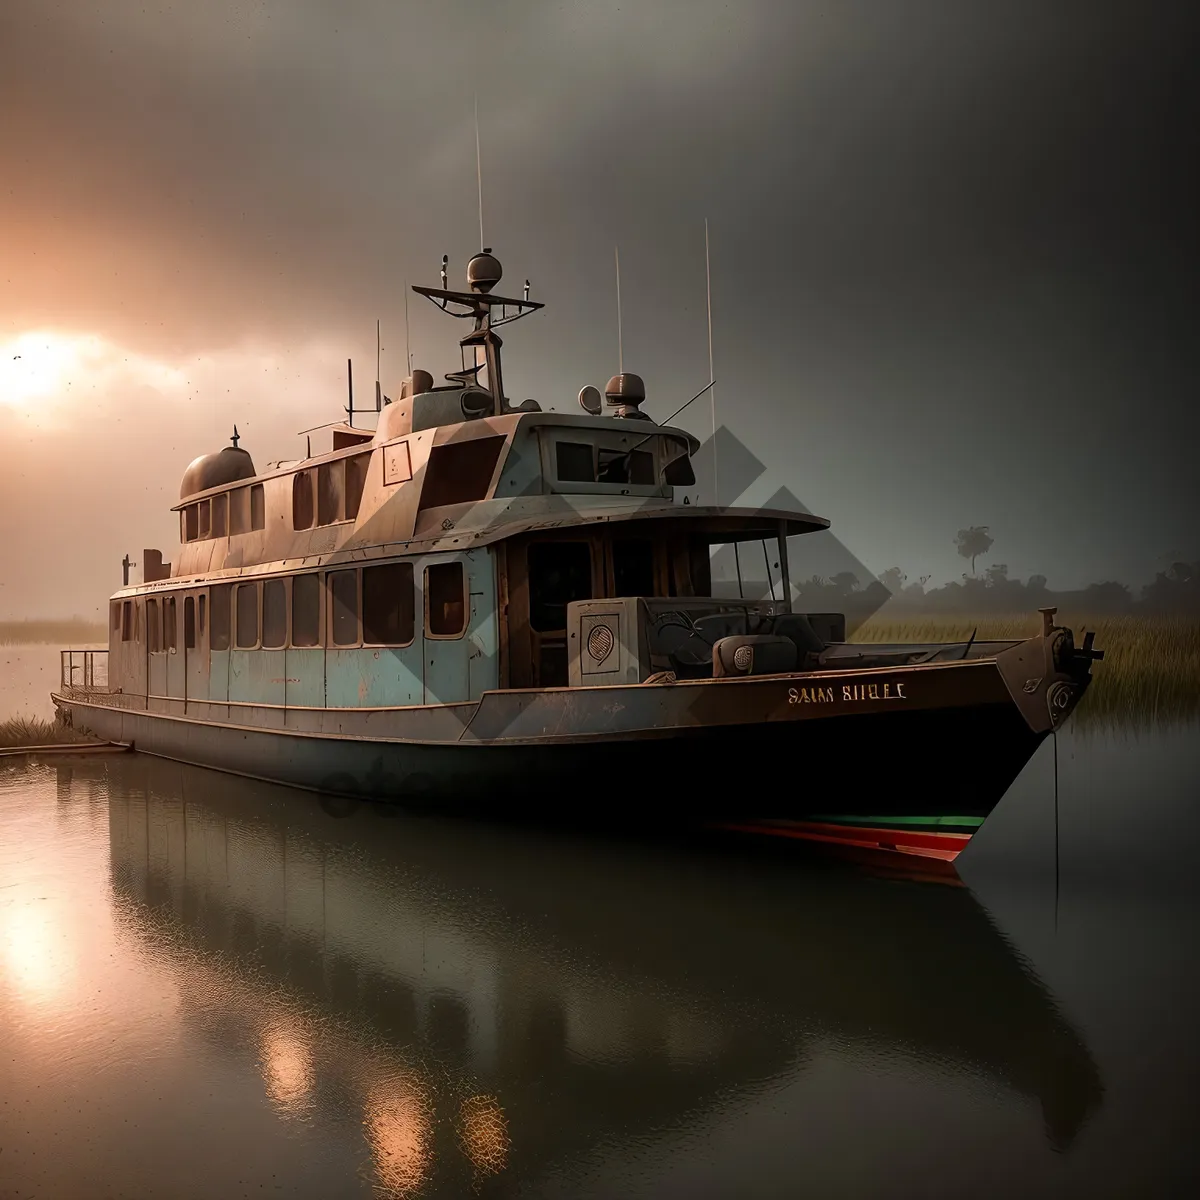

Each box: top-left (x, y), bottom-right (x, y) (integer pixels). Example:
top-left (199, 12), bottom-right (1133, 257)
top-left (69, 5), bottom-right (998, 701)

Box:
top-left (179, 443), bottom-right (257, 499)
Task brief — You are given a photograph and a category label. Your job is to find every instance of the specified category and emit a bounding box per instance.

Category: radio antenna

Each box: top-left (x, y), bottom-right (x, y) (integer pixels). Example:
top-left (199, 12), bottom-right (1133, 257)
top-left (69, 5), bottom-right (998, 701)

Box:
top-left (403, 279), bottom-right (412, 373)
top-left (375, 319), bottom-right (382, 411)
top-left (346, 358), bottom-right (354, 428)
top-left (706, 219), bottom-right (718, 506)
top-left (475, 94), bottom-right (484, 249)
top-left (615, 245), bottom-right (623, 373)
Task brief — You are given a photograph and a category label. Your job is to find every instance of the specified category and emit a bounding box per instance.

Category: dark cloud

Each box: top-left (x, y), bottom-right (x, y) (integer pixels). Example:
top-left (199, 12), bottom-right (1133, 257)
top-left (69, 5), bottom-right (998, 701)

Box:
top-left (1, 1), bottom-right (1197, 616)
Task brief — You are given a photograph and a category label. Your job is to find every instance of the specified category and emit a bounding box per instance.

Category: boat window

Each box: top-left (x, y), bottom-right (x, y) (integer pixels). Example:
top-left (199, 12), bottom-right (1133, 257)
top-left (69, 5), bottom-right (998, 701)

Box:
top-left (528, 542), bottom-right (592, 632)
top-left (317, 461), bottom-right (343, 525)
top-left (180, 512), bottom-right (188, 543)
top-left (229, 488), bottom-right (249, 535)
top-left (417, 436), bottom-right (506, 511)
top-left (345, 453), bottom-right (369, 520)
top-left (121, 601), bottom-right (133, 642)
top-left (147, 599), bottom-right (161, 653)
top-left (211, 492), bottom-right (228, 538)
top-left (184, 597), bottom-right (196, 649)
top-left (556, 441), bottom-right (595, 483)
top-left (250, 484), bottom-right (265, 531)
top-left (363, 563), bottom-right (415, 646)
top-left (197, 499), bottom-right (211, 540)
top-left (184, 505), bottom-right (199, 542)
top-left (111, 602), bottom-right (121, 634)
top-left (262, 579), bottom-right (287, 649)
top-left (134, 601), bottom-right (143, 644)
top-left (329, 570), bottom-right (359, 646)
top-left (597, 448), bottom-right (654, 485)
top-left (293, 470), bottom-right (315, 530)
top-left (236, 583), bottom-right (259, 648)
top-left (210, 584), bottom-right (232, 651)
top-left (198, 593), bottom-right (207, 638)
top-left (292, 574), bottom-right (321, 647)
top-left (165, 597), bottom-right (177, 651)
top-left (612, 538), bottom-right (656, 597)
top-left (425, 561), bottom-right (466, 638)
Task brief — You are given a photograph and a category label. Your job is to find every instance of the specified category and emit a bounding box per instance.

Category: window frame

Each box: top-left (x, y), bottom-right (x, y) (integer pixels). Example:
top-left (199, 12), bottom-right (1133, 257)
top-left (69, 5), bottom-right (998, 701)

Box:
top-left (250, 484), bottom-right (266, 531)
top-left (290, 572), bottom-right (323, 648)
top-left (327, 568), bottom-right (361, 648)
top-left (361, 561), bottom-right (416, 648)
top-left (261, 577), bottom-right (289, 650)
top-left (146, 598), bottom-right (162, 653)
top-left (234, 581), bottom-right (261, 650)
top-left (424, 559), bottom-right (469, 641)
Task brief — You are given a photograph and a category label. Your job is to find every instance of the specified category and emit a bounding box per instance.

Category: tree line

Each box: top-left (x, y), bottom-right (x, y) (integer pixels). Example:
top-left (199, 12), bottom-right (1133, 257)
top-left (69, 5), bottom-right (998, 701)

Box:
top-left (790, 527), bottom-right (1199, 614)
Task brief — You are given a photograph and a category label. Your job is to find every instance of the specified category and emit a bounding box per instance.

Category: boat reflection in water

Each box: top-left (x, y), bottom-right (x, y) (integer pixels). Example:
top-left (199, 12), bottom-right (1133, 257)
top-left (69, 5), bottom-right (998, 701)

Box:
top-left (77, 755), bottom-right (1103, 1192)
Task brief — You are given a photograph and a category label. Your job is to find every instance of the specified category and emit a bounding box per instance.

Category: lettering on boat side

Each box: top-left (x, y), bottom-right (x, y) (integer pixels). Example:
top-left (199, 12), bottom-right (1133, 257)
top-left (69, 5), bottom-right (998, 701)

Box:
top-left (788, 681), bottom-right (907, 704)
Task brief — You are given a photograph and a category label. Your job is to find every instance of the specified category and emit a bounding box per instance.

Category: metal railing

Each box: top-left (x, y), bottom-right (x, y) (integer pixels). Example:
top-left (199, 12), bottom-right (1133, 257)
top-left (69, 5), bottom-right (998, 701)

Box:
top-left (60, 649), bottom-right (109, 692)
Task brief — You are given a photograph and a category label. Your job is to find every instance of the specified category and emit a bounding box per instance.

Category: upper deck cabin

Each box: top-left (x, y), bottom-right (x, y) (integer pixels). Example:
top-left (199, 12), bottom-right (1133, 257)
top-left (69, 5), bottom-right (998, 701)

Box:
top-left (106, 249), bottom-right (831, 701)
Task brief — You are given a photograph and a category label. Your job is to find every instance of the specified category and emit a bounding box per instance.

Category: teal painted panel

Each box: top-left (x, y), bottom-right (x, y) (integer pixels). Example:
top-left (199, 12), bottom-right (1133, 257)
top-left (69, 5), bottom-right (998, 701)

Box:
top-left (424, 638), bottom-right (469, 706)
top-left (184, 646), bottom-right (208, 707)
top-left (467, 550), bottom-right (499, 700)
top-left (208, 650), bottom-right (229, 702)
top-left (326, 648), bottom-right (423, 708)
top-left (166, 647), bottom-right (186, 699)
top-left (229, 650), bottom-right (286, 707)
top-left (148, 652), bottom-right (168, 700)
top-left (285, 649), bottom-right (325, 709)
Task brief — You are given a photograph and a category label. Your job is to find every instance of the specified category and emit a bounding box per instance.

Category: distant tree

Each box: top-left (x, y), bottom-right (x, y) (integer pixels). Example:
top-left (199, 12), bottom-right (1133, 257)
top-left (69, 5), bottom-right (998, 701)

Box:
top-left (879, 567), bottom-right (906, 595)
top-left (955, 527), bottom-right (994, 576)
top-left (1027, 574), bottom-right (1048, 593)
top-left (831, 571), bottom-right (860, 595)
top-left (984, 563), bottom-right (1009, 587)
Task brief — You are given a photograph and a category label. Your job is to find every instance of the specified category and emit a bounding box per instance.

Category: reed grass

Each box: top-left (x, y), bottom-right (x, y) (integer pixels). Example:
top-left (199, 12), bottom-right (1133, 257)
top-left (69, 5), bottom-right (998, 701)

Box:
top-left (854, 612), bottom-right (1200, 728)
top-left (0, 716), bottom-right (102, 747)
top-left (0, 618), bottom-right (106, 646)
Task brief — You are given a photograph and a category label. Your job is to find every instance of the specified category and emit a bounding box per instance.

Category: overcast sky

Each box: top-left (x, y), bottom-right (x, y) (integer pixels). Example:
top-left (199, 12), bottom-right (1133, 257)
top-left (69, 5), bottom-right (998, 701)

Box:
top-left (2, 0), bottom-right (1196, 618)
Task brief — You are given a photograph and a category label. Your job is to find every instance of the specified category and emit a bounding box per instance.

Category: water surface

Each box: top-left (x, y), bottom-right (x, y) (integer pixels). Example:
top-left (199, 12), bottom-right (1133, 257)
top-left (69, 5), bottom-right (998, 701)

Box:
top-left (1, 722), bottom-right (1197, 1198)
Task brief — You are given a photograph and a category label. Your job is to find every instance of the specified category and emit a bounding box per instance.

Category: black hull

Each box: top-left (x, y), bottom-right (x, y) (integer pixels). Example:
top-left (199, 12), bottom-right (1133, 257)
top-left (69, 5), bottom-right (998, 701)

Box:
top-left (55, 696), bottom-right (1043, 831)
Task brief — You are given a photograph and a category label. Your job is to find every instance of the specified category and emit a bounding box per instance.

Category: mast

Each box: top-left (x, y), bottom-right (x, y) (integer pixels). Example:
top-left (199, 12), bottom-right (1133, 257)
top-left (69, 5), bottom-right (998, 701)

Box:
top-left (411, 250), bottom-right (544, 416)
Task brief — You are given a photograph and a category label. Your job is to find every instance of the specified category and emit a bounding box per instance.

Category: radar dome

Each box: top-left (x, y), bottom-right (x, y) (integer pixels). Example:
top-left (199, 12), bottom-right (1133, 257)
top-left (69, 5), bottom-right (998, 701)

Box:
top-left (179, 444), bottom-right (257, 499)
top-left (467, 249), bottom-right (502, 293)
top-left (604, 373), bottom-right (648, 418)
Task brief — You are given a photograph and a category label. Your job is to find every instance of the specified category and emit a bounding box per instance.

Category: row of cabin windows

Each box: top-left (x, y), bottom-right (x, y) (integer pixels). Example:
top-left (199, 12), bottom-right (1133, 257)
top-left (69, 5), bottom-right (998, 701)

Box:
top-left (115, 561), bottom-right (467, 652)
top-left (292, 453), bottom-right (370, 531)
top-left (181, 484), bottom-right (266, 543)
top-left (556, 441), bottom-right (655, 486)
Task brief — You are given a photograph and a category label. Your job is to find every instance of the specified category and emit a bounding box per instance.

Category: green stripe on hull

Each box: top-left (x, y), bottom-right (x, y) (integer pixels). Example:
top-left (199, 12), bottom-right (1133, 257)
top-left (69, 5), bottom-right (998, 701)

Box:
top-left (808, 815), bottom-right (986, 830)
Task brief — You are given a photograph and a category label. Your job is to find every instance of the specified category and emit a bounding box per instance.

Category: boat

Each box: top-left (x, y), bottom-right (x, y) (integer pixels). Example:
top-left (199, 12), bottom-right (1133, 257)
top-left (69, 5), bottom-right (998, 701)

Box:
top-left (51, 245), bottom-right (1104, 862)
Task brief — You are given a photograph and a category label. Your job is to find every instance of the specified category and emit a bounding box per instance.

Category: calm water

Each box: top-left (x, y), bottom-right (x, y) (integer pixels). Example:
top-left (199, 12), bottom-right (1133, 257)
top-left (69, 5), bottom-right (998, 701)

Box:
top-left (2, 687), bottom-right (1199, 1196)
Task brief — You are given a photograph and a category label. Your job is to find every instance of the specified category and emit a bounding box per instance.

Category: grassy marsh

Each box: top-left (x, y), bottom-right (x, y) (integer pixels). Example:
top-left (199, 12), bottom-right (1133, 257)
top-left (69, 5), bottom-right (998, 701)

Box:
top-left (0, 619), bottom-right (106, 646)
top-left (855, 612), bottom-right (1200, 727)
top-left (0, 716), bottom-right (102, 748)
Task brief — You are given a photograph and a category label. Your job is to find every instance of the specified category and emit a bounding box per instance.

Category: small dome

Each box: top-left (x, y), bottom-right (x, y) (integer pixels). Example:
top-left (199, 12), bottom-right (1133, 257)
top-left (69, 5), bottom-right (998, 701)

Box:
top-left (467, 250), bottom-right (502, 293)
top-left (180, 445), bottom-right (257, 499)
top-left (605, 373), bottom-right (646, 404)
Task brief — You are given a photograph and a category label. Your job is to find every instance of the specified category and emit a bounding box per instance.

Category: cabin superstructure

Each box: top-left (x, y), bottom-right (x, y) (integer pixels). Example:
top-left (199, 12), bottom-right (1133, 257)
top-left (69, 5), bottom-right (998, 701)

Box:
top-left (106, 248), bottom-right (833, 715)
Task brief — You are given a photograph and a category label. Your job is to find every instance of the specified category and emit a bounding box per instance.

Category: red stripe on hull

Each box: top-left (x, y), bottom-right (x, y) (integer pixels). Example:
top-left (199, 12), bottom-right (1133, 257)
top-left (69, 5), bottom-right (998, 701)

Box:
top-left (706, 818), bottom-right (971, 883)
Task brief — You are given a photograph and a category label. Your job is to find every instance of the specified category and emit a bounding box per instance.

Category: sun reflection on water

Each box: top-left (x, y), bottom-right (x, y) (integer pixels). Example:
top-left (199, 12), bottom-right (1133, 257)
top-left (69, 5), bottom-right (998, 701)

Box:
top-left (259, 1021), bottom-right (314, 1115)
top-left (0, 900), bottom-right (73, 1009)
top-left (459, 1093), bottom-right (509, 1176)
top-left (364, 1080), bottom-right (433, 1196)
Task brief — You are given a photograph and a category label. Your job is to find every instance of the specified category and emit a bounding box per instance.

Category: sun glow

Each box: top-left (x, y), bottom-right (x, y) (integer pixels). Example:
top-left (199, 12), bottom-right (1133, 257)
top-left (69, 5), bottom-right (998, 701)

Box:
top-left (0, 331), bottom-right (89, 404)
top-left (0, 329), bottom-right (190, 416)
